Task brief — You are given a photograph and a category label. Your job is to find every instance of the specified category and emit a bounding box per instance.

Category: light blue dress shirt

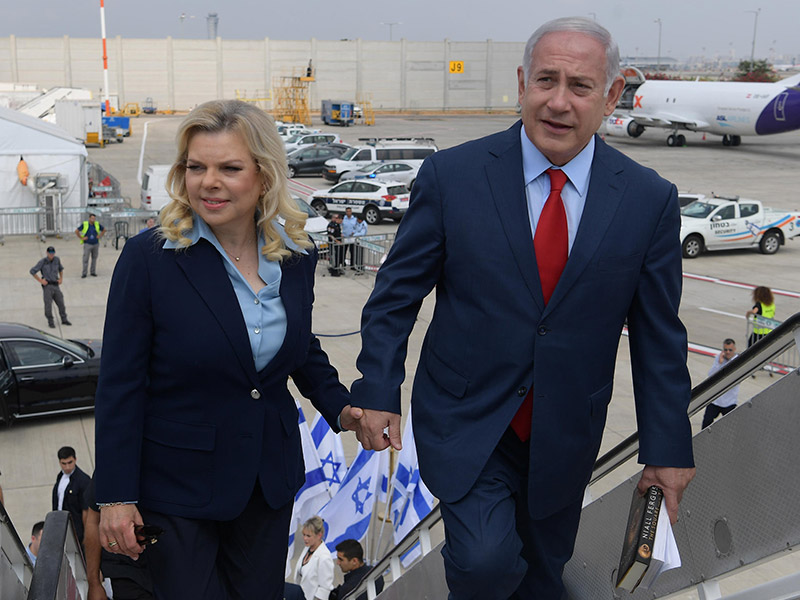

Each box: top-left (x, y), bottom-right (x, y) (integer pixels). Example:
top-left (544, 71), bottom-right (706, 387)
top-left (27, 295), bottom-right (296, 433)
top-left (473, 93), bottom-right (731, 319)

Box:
top-left (353, 220), bottom-right (368, 237)
top-left (341, 214), bottom-right (357, 237)
top-left (519, 127), bottom-right (595, 253)
top-left (163, 215), bottom-right (305, 372)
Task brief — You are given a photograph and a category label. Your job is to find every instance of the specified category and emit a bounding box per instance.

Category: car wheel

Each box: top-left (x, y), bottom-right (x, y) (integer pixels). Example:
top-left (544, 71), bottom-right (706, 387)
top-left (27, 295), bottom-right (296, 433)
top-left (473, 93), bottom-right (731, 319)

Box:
top-left (759, 230), bottom-right (781, 255)
top-left (311, 199), bottom-right (328, 218)
top-left (287, 166), bottom-right (296, 178)
top-left (681, 234), bottom-right (703, 259)
top-left (363, 205), bottom-right (381, 225)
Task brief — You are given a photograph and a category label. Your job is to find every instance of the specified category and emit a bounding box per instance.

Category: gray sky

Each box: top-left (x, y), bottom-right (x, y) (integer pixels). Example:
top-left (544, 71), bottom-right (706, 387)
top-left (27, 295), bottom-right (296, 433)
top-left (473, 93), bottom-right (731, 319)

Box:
top-left (3, 0), bottom-right (798, 62)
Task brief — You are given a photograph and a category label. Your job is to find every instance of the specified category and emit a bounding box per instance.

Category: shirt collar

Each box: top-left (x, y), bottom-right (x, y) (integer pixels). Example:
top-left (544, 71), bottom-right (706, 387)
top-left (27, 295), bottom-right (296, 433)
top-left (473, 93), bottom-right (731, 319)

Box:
top-left (520, 127), bottom-right (595, 197)
top-left (163, 212), bottom-right (307, 255)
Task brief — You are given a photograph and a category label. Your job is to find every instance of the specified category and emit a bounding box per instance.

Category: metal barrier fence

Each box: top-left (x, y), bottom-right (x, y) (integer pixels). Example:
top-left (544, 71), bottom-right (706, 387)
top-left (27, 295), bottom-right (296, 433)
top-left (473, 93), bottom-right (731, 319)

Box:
top-left (746, 315), bottom-right (799, 374)
top-left (310, 232), bottom-right (396, 278)
top-left (0, 207), bottom-right (158, 247)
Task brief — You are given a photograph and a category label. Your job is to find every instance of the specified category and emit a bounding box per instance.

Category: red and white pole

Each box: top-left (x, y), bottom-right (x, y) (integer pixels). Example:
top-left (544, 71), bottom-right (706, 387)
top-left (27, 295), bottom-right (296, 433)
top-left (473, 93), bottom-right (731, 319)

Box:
top-left (100, 0), bottom-right (111, 114)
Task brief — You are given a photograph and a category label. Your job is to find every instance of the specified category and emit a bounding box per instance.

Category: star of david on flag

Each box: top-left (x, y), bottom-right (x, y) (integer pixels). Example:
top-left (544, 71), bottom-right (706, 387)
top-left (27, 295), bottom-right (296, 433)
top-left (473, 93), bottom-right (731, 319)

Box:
top-left (318, 447), bottom-right (389, 553)
top-left (310, 412), bottom-right (347, 495)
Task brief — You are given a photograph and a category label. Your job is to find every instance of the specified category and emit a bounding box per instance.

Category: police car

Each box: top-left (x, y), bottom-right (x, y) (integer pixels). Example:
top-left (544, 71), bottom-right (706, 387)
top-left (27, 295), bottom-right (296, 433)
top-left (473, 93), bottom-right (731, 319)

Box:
top-left (680, 194), bottom-right (800, 258)
top-left (310, 180), bottom-right (411, 225)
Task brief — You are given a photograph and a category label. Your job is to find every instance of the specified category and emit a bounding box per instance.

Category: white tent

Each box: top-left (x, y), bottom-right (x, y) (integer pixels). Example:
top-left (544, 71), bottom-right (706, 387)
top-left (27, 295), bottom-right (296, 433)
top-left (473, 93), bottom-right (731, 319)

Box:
top-left (0, 105), bottom-right (88, 234)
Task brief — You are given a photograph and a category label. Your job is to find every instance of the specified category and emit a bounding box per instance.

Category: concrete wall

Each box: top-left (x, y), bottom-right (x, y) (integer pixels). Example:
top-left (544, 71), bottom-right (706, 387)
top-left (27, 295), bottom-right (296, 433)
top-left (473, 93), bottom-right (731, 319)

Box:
top-left (0, 36), bottom-right (524, 112)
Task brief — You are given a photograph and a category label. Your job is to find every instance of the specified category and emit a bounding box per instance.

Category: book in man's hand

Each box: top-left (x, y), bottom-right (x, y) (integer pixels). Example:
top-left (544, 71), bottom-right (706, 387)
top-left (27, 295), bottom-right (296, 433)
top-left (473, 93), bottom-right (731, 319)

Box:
top-left (615, 485), bottom-right (682, 592)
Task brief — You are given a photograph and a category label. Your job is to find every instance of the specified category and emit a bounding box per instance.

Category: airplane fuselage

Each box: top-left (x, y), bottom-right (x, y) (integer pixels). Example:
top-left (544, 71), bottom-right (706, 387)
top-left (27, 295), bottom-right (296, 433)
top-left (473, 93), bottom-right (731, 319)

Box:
top-left (633, 78), bottom-right (800, 136)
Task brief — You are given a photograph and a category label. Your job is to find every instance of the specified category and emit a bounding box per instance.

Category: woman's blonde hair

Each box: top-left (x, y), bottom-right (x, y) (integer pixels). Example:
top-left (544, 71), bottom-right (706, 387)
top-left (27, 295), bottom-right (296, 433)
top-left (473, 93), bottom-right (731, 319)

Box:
top-left (302, 516), bottom-right (325, 536)
top-left (159, 99), bottom-right (312, 261)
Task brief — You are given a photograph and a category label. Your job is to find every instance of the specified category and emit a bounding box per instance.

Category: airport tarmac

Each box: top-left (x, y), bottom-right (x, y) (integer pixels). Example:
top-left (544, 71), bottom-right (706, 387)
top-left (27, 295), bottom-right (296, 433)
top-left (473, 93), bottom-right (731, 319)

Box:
top-left (1, 114), bottom-right (799, 597)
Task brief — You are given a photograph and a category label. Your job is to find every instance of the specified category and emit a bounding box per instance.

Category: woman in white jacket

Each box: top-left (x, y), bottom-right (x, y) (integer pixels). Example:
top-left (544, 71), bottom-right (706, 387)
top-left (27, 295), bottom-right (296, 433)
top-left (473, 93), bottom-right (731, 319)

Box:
top-left (294, 516), bottom-right (334, 600)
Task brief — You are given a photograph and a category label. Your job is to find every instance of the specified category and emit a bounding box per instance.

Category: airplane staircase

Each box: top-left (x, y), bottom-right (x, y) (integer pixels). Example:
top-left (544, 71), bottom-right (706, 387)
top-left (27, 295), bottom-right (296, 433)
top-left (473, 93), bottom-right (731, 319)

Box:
top-left (0, 509), bottom-right (88, 600)
top-left (349, 312), bottom-right (800, 600)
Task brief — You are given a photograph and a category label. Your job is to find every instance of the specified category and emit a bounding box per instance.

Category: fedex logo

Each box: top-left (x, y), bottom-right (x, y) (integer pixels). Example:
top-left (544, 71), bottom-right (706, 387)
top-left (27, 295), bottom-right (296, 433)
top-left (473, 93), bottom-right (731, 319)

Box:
top-left (634, 95), bottom-right (643, 108)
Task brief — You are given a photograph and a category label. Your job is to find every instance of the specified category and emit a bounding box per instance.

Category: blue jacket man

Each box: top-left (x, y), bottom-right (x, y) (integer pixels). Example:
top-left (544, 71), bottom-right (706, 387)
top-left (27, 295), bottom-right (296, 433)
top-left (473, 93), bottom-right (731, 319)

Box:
top-left (348, 17), bottom-right (695, 600)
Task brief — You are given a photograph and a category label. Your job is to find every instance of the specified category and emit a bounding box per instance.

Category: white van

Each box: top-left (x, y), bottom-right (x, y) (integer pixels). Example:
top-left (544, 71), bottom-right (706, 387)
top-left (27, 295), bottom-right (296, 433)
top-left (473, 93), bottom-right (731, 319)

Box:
top-left (322, 137), bottom-right (437, 182)
top-left (140, 164), bottom-right (172, 211)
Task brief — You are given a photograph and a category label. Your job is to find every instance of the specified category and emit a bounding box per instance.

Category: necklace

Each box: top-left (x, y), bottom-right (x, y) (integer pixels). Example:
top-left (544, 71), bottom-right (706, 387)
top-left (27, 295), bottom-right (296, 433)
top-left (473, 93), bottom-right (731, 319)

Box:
top-left (220, 235), bottom-right (255, 262)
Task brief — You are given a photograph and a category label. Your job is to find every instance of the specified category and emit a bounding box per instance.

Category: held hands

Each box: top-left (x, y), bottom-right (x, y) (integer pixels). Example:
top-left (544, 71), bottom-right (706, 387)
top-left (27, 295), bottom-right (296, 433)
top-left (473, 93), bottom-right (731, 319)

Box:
top-left (339, 405), bottom-right (402, 451)
top-left (99, 503), bottom-right (144, 560)
top-left (638, 465), bottom-right (696, 525)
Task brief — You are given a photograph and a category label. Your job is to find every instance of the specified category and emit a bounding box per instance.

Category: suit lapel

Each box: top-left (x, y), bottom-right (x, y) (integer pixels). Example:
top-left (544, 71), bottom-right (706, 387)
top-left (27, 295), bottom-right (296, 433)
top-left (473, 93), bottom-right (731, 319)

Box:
top-left (543, 137), bottom-right (627, 315)
top-left (486, 123), bottom-right (545, 311)
top-left (173, 240), bottom-right (259, 385)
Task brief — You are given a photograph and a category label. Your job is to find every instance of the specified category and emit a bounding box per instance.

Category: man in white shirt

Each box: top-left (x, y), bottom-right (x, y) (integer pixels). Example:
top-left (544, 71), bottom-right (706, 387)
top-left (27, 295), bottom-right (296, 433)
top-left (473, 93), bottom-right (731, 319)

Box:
top-left (702, 339), bottom-right (740, 429)
top-left (51, 446), bottom-right (91, 544)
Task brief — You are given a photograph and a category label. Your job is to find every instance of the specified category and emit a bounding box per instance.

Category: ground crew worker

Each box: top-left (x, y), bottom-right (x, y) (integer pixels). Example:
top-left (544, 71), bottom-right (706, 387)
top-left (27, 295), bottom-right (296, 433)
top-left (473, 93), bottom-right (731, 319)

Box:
top-left (30, 246), bottom-right (71, 328)
top-left (75, 213), bottom-right (105, 278)
top-left (746, 286), bottom-right (776, 347)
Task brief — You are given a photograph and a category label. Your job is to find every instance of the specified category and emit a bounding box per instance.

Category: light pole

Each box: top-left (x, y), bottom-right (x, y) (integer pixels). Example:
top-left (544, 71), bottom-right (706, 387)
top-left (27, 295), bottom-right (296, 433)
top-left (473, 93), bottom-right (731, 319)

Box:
top-left (654, 18), bottom-right (662, 72)
top-left (746, 8), bottom-right (761, 63)
top-left (380, 22), bottom-right (402, 42)
top-left (179, 13), bottom-right (195, 38)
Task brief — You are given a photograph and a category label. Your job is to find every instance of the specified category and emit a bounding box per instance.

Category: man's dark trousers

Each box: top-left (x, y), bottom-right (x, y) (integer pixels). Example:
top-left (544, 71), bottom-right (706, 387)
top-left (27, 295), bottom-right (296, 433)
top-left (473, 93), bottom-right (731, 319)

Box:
top-left (42, 284), bottom-right (67, 323)
top-left (439, 429), bottom-right (583, 600)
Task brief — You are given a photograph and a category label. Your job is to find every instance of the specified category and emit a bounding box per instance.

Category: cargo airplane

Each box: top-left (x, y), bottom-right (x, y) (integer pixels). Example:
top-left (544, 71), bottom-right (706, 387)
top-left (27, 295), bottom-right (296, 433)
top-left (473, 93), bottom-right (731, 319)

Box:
top-left (604, 66), bottom-right (800, 147)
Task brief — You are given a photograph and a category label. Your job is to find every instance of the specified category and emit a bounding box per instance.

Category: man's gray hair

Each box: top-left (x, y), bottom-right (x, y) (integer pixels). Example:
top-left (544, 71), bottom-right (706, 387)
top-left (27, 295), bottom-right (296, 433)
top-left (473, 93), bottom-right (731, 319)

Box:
top-left (522, 17), bottom-right (620, 94)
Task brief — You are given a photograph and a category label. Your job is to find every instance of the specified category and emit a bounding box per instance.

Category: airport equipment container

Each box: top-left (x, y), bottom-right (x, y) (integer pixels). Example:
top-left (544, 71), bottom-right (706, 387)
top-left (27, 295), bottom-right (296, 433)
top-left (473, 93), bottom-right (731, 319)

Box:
top-left (321, 100), bottom-right (354, 126)
top-left (102, 115), bottom-right (131, 136)
top-left (54, 99), bottom-right (103, 145)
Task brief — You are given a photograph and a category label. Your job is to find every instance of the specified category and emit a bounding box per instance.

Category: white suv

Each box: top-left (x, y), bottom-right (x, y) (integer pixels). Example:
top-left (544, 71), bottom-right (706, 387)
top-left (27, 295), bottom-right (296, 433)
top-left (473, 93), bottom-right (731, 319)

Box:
top-left (310, 180), bottom-right (411, 225)
top-left (322, 137), bottom-right (437, 182)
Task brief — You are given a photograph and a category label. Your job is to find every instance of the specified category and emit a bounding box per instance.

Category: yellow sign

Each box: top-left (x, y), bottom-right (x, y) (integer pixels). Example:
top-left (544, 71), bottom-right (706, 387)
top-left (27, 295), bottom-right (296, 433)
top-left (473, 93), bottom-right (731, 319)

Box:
top-left (449, 61), bottom-right (464, 74)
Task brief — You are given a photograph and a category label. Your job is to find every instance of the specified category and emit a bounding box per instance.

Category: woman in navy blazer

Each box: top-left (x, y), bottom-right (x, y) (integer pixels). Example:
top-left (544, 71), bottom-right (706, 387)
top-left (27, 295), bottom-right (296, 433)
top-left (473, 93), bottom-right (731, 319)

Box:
top-left (94, 100), bottom-right (355, 599)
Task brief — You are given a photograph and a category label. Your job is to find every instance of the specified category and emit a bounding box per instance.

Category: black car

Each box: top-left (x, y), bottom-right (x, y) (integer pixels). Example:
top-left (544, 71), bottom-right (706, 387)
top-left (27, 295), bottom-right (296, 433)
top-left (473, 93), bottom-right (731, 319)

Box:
top-left (287, 143), bottom-right (351, 178)
top-left (0, 323), bottom-right (102, 423)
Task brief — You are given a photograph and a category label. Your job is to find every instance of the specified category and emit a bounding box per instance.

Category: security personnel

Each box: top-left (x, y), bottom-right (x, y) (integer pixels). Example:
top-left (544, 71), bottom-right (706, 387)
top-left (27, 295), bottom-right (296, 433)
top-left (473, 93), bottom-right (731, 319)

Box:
top-left (30, 246), bottom-right (71, 328)
top-left (75, 213), bottom-right (105, 277)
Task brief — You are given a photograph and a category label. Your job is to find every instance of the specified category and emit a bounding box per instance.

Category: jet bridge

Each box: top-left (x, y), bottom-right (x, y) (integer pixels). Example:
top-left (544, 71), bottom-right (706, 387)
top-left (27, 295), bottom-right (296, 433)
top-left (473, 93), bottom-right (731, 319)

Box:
top-left (349, 312), bottom-right (800, 600)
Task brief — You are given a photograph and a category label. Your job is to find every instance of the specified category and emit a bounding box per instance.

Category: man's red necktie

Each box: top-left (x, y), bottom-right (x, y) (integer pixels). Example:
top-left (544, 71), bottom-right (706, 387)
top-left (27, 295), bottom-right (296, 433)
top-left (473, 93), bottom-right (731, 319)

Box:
top-left (510, 168), bottom-right (569, 442)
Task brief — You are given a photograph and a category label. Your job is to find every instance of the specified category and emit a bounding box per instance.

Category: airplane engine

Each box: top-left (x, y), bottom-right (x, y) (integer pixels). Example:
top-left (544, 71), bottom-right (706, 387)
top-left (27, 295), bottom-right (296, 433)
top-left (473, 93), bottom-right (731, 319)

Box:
top-left (604, 116), bottom-right (645, 138)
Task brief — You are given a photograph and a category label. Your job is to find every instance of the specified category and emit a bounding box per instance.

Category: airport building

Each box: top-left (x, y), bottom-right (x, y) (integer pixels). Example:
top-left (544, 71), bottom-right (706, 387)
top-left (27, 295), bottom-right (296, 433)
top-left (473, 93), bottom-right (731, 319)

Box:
top-left (0, 35), bottom-right (525, 113)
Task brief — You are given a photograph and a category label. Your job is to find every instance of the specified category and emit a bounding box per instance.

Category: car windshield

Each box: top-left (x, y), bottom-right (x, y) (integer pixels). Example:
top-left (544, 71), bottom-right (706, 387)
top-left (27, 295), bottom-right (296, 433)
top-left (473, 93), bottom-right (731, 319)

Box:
top-left (340, 147), bottom-right (360, 160)
top-left (294, 198), bottom-right (319, 217)
top-left (681, 201), bottom-right (719, 218)
top-left (358, 163), bottom-right (383, 173)
top-left (286, 133), bottom-right (305, 143)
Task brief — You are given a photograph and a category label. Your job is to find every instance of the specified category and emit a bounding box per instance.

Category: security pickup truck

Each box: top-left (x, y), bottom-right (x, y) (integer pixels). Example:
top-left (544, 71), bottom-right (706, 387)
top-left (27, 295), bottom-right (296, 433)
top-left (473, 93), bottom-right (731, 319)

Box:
top-left (680, 194), bottom-right (800, 258)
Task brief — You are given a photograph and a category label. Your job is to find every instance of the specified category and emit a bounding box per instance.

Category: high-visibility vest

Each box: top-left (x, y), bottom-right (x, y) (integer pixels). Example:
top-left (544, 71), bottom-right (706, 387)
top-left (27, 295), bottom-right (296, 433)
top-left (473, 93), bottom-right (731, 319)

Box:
top-left (78, 221), bottom-right (101, 244)
top-left (753, 302), bottom-right (776, 335)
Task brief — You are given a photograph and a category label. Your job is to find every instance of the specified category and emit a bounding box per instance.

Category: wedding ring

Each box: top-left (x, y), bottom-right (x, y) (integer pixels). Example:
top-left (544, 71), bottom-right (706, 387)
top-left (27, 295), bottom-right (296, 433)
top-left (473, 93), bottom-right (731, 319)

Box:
top-left (108, 540), bottom-right (118, 548)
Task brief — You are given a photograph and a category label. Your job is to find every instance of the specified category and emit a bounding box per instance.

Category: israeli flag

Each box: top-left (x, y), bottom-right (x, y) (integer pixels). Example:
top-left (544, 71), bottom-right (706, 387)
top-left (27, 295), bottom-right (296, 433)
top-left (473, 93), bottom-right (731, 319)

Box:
top-left (286, 402), bottom-right (332, 576)
top-left (319, 447), bottom-right (389, 553)
top-left (310, 412), bottom-right (348, 496)
top-left (391, 413), bottom-right (436, 563)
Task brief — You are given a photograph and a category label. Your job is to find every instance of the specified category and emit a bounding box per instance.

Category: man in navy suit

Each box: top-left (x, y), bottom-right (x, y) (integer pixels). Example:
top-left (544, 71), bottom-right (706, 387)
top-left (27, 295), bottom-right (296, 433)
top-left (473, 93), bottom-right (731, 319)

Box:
top-left (348, 17), bottom-right (696, 599)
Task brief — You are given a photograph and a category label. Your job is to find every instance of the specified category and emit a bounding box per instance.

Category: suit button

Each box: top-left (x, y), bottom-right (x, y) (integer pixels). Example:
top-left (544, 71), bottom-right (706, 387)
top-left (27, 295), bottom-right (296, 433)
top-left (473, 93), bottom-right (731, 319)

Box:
top-left (517, 386), bottom-right (527, 397)
top-left (250, 389), bottom-right (261, 399)
top-left (537, 326), bottom-right (548, 335)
